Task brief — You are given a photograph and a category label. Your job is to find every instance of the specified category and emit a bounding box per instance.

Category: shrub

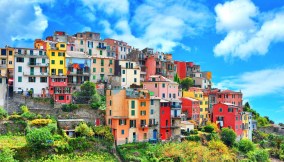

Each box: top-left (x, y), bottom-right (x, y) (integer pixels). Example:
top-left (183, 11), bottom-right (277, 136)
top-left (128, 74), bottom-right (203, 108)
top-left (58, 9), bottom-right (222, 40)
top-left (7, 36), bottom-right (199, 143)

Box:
top-left (0, 148), bottom-right (18, 162)
top-left (190, 129), bottom-right (198, 135)
top-left (186, 135), bottom-right (200, 141)
top-left (206, 133), bottom-right (220, 141)
top-left (26, 128), bottom-right (53, 150)
top-left (36, 114), bottom-right (42, 119)
top-left (69, 137), bottom-right (91, 151)
top-left (93, 126), bottom-right (114, 143)
top-left (8, 115), bottom-right (23, 121)
top-left (20, 105), bottom-right (29, 114)
top-left (0, 107), bottom-right (8, 120)
top-left (62, 104), bottom-right (79, 112)
top-left (30, 119), bottom-right (52, 126)
top-left (90, 102), bottom-right (100, 110)
top-left (21, 111), bottom-right (36, 120)
top-left (204, 125), bottom-right (215, 133)
top-left (75, 122), bottom-right (94, 137)
top-left (247, 149), bottom-right (269, 162)
top-left (208, 140), bottom-right (229, 154)
top-left (221, 128), bottom-right (236, 147)
top-left (238, 139), bottom-right (255, 153)
top-left (44, 123), bottom-right (58, 134)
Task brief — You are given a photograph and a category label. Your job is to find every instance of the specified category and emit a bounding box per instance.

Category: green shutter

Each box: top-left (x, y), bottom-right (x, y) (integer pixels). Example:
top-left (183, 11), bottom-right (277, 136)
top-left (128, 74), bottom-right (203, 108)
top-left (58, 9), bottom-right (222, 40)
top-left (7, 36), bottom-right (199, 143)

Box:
top-left (18, 66), bottom-right (22, 72)
top-left (131, 100), bottom-right (135, 108)
top-left (131, 110), bottom-right (135, 116)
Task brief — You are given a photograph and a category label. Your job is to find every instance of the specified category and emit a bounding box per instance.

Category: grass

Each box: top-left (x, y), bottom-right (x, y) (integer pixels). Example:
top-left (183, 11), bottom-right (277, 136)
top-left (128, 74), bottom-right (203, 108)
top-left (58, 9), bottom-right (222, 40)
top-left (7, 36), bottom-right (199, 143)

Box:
top-left (0, 136), bottom-right (27, 149)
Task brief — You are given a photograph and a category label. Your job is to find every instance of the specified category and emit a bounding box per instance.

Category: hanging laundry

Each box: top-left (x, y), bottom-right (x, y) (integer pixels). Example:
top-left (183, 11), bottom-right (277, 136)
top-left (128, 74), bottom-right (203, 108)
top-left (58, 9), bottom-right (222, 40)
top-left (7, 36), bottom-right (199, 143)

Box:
top-left (73, 63), bottom-right (79, 69)
top-left (79, 64), bottom-right (85, 69)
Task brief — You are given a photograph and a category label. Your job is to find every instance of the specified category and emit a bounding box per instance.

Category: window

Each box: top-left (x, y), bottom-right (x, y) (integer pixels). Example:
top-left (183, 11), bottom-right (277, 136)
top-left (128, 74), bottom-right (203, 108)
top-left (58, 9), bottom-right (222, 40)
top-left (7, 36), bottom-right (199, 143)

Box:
top-left (162, 93), bottom-right (165, 98)
top-left (219, 108), bottom-right (222, 112)
top-left (110, 100), bottom-right (112, 106)
top-left (109, 110), bottom-right (112, 116)
top-left (93, 75), bottom-right (96, 80)
top-left (122, 70), bottom-right (125, 74)
top-left (200, 101), bottom-right (203, 105)
top-left (58, 69), bottom-right (63, 74)
top-left (236, 125), bottom-right (238, 129)
top-left (9, 61), bottom-right (12, 64)
top-left (40, 77), bottom-right (47, 83)
top-left (18, 76), bottom-right (22, 82)
top-left (16, 57), bottom-right (24, 62)
top-left (93, 68), bottom-right (96, 72)
top-left (101, 59), bottom-right (104, 66)
top-left (18, 66), bottom-right (22, 72)
top-left (236, 117), bottom-right (238, 121)
top-left (42, 58), bottom-right (46, 63)
top-left (134, 78), bottom-right (137, 82)
top-left (51, 60), bottom-right (55, 64)
top-left (109, 60), bottom-right (113, 64)
top-left (100, 50), bottom-right (102, 55)
top-left (144, 133), bottom-right (147, 139)
top-left (130, 120), bottom-right (136, 128)
top-left (110, 68), bottom-right (112, 73)
top-left (60, 60), bottom-right (63, 65)
top-left (140, 111), bottom-right (146, 116)
top-left (60, 44), bottom-right (65, 48)
top-left (101, 68), bottom-right (104, 72)
top-left (119, 119), bottom-right (126, 125)
top-left (0, 78), bottom-right (2, 83)
top-left (80, 40), bottom-right (83, 45)
top-left (28, 77), bottom-right (36, 82)
top-left (122, 78), bottom-right (125, 82)
top-left (151, 109), bottom-right (154, 114)
top-left (155, 84), bottom-right (157, 88)
top-left (52, 52), bottom-right (55, 56)
top-left (131, 100), bottom-right (135, 108)
top-left (9, 51), bottom-right (12, 55)
top-left (228, 108), bottom-right (233, 112)
top-left (162, 83), bottom-right (165, 88)
top-left (93, 59), bottom-right (96, 63)
top-left (169, 93), bottom-right (171, 98)
top-left (151, 100), bottom-right (154, 105)
top-left (131, 110), bottom-right (135, 116)
top-left (173, 94), bottom-right (176, 98)
top-left (134, 70), bottom-right (137, 75)
top-left (140, 102), bottom-right (146, 106)
top-left (200, 108), bottom-right (203, 112)
top-left (39, 51), bottom-right (42, 55)
top-left (80, 48), bottom-right (83, 52)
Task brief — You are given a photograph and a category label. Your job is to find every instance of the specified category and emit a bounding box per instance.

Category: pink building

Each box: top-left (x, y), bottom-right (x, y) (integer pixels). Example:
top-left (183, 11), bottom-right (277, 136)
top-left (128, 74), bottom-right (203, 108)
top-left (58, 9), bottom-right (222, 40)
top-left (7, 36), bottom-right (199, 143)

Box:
top-left (145, 55), bottom-right (156, 81)
top-left (143, 75), bottom-right (179, 100)
top-left (217, 90), bottom-right (243, 107)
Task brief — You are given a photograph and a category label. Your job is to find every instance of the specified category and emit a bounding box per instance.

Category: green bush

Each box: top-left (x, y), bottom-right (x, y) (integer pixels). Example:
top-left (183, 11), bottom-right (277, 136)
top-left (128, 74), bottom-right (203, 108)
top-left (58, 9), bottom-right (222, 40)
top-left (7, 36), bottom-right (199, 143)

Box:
top-left (90, 102), bottom-right (100, 110)
top-left (221, 128), bottom-right (236, 147)
top-left (190, 129), bottom-right (198, 135)
top-left (21, 112), bottom-right (36, 120)
top-left (206, 133), bottom-right (220, 141)
top-left (186, 135), bottom-right (200, 141)
top-left (61, 104), bottom-right (79, 112)
top-left (75, 122), bottom-right (94, 137)
top-left (20, 105), bottom-right (29, 114)
top-left (8, 115), bottom-right (23, 121)
top-left (238, 139), bottom-right (255, 153)
top-left (26, 128), bottom-right (53, 150)
top-left (0, 107), bottom-right (8, 120)
top-left (247, 149), bottom-right (269, 162)
top-left (204, 125), bottom-right (214, 133)
top-left (0, 147), bottom-right (18, 162)
top-left (69, 137), bottom-right (91, 151)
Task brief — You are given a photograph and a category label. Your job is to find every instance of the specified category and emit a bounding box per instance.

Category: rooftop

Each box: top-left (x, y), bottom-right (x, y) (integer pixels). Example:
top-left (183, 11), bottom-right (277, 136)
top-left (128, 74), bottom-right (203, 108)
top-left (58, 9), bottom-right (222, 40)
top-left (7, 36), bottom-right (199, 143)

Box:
top-left (182, 97), bottom-right (199, 102)
top-left (66, 51), bottom-right (91, 59)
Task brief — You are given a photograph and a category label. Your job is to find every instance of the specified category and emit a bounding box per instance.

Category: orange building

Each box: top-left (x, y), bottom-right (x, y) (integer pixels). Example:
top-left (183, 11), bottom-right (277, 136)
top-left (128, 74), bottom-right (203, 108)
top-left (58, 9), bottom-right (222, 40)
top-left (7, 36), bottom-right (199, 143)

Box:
top-left (106, 88), bottom-right (150, 145)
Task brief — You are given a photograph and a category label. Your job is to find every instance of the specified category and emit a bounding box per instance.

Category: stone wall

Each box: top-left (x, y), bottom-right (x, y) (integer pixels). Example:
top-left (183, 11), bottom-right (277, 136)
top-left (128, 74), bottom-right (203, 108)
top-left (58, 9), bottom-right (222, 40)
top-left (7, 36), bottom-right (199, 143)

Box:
top-left (0, 120), bottom-right (26, 135)
top-left (258, 126), bottom-right (284, 135)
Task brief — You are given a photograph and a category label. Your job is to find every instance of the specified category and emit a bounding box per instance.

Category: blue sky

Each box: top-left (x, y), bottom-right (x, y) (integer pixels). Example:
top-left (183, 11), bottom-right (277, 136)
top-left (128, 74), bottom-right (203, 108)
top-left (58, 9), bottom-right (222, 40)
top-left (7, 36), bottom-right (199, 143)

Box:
top-left (1, 0), bottom-right (284, 123)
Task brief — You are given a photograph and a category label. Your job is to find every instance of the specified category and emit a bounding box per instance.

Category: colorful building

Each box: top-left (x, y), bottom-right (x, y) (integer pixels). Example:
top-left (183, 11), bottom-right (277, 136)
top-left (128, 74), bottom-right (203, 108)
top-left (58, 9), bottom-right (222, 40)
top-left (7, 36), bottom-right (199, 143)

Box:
top-left (13, 48), bottom-right (49, 97)
top-left (181, 97), bottom-right (200, 123)
top-left (242, 112), bottom-right (252, 140)
top-left (106, 89), bottom-right (150, 145)
top-left (217, 90), bottom-right (243, 107)
top-left (174, 61), bottom-right (194, 80)
top-left (212, 103), bottom-right (243, 140)
top-left (104, 38), bottom-right (132, 60)
top-left (148, 96), bottom-right (160, 141)
top-left (183, 87), bottom-right (209, 125)
top-left (66, 51), bottom-right (91, 90)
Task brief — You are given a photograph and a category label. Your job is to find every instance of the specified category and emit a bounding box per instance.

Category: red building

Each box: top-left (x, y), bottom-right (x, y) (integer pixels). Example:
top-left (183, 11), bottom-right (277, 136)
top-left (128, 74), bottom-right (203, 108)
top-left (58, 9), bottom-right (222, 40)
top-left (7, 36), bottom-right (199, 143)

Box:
top-left (217, 90), bottom-right (243, 107)
top-left (174, 61), bottom-right (194, 80)
top-left (160, 100), bottom-right (171, 140)
top-left (181, 97), bottom-right (200, 123)
top-left (212, 103), bottom-right (243, 138)
top-left (49, 76), bottom-right (71, 104)
top-left (145, 55), bottom-right (156, 81)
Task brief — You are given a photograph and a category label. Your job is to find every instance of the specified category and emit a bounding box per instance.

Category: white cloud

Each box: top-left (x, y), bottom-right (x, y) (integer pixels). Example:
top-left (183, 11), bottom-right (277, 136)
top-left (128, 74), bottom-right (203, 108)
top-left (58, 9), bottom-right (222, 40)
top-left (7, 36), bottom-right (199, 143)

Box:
top-left (215, 66), bottom-right (284, 98)
top-left (100, 0), bottom-right (213, 52)
top-left (214, 0), bottom-right (284, 60)
top-left (0, 1), bottom-right (49, 47)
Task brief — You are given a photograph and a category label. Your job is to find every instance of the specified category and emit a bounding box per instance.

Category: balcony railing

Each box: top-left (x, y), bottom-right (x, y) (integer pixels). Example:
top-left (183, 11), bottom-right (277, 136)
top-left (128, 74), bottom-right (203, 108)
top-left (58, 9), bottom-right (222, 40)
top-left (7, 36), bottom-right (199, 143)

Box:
top-left (28, 62), bottom-right (48, 66)
top-left (171, 115), bottom-right (182, 119)
top-left (0, 64), bottom-right (7, 68)
top-left (97, 46), bottom-right (107, 49)
top-left (23, 72), bottom-right (48, 76)
top-left (171, 105), bottom-right (181, 109)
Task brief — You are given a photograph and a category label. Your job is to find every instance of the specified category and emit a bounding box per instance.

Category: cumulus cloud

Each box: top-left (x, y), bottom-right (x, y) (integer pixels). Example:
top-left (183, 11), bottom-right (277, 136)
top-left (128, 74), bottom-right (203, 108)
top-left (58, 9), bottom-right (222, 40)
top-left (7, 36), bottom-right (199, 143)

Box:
top-left (98, 0), bottom-right (213, 52)
top-left (0, 0), bottom-right (49, 47)
top-left (214, 0), bottom-right (284, 60)
top-left (215, 66), bottom-right (284, 98)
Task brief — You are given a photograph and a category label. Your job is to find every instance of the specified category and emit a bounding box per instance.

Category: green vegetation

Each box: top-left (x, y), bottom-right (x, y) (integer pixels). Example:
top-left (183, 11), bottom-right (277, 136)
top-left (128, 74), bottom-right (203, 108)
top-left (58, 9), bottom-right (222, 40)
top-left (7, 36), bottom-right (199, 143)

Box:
top-left (0, 148), bottom-right (18, 162)
top-left (75, 122), bottom-right (94, 137)
top-left (61, 103), bottom-right (79, 112)
top-left (0, 106), bottom-right (8, 120)
top-left (26, 128), bottom-right (54, 150)
top-left (221, 128), bottom-right (237, 147)
top-left (238, 139), bottom-right (255, 153)
top-left (0, 136), bottom-right (27, 149)
top-left (180, 77), bottom-right (194, 90)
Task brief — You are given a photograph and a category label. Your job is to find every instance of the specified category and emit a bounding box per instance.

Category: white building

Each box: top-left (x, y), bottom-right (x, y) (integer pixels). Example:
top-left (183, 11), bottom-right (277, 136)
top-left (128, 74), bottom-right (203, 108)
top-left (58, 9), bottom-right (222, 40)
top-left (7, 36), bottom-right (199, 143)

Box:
top-left (13, 48), bottom-right (49, 97)
top-left (0, 77), bottom-right (6, 106)
top-left (119, 60), bottom-right (140, 88)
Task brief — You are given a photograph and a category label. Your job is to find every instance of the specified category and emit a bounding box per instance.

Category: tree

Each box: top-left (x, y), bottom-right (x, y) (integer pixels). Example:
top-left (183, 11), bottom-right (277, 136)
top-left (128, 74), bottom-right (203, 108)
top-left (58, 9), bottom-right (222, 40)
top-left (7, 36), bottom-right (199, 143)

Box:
top-left (279, 123), bottom-right (284, 126)
top-left (204, 125), bottom-right (215, 133)
top-left (264, 116), bottom-right (274, 124)
top-left (75, 122), bottom-right (94, 137)
top-left (26, 128), bottom-right (53, 150)
top-left (180, 77), bottom-right (194, 90)
top-left (174, 73), bottom-right (180, 84)
top-left (257, 117), bottom-right (270, 127)
top-left (73, 81), bottom-right (101, 104)
top-left (220, 128), bottom-right (236, 147)
top-left (238, 139), bottom-right (255, 153)
top-left (247, 149), bottom-right (269, 162)
top-left (243, 102), bottom-right (251, 111)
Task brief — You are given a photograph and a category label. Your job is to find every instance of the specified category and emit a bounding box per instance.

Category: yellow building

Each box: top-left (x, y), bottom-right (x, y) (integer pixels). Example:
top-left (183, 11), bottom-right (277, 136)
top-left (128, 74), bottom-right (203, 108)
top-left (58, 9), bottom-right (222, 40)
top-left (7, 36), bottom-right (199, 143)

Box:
top-left (46, 42), bottom-right (67, 76)
top-left (242, 112), bottom-right (252, 140)
top-left (183, 87), bottom-right (209, 125)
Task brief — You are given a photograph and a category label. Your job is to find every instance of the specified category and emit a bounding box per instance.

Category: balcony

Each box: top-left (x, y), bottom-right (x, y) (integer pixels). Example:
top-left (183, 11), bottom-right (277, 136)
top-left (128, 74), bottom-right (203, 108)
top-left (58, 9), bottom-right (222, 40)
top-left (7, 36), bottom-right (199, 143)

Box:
top-left (171, 115), bottom-right (182, 119)
top-left (0, 64), bottom-right (7, 68)
top-left (23, 72), bottom-right (48, 76)
top-left (97, 46), bottom-right (107, 49)
top-left (171, 105), bottom-right (181, 109)
top-left (68, 71), bottom-right (90, 76)
top-left (28, 62), bottom-right (48, 67)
